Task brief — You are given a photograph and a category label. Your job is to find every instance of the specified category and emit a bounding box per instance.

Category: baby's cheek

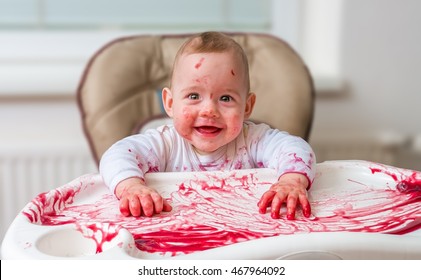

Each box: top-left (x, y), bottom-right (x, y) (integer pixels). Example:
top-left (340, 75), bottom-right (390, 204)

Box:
top-left (182, 108), bottom-right (194, 120)
top-left (174, 120), bottom-right (192, 140)
top-left (174, 109), bottom-right (194, 140)
top-left (232, 125), bottom-right (242, 137)
top-left (228, 116), bottom-right (244, 137)
top-left (174, 108), bottom-right (193, 124)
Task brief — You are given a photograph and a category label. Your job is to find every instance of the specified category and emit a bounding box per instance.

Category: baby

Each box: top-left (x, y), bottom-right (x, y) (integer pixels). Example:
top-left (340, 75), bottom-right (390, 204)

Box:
top-left (100, 31), bottom-right (316, 220)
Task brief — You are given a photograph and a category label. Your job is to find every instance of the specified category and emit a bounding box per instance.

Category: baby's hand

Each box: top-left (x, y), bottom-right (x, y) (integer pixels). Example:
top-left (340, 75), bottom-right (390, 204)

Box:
top-left (257, 173), bottom-right (311, 220)
top-left (115, 177), bottom-right (172, 217)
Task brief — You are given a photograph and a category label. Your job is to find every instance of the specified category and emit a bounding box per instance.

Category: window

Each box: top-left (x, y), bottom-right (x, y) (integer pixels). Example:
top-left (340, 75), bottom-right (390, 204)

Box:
top-left (0, 0), bottom-right (343, 95)
top-left (0, 0), bottom-right (270, 30)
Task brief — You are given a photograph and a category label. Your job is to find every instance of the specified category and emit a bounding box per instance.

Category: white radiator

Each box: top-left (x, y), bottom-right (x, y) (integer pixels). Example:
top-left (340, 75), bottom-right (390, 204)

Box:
top-left (0, 145), bottom-right (97, 243)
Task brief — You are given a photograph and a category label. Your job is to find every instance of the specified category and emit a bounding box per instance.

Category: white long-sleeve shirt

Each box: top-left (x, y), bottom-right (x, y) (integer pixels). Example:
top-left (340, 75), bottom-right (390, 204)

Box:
top-left (99, 121), bottom-right (316, 195)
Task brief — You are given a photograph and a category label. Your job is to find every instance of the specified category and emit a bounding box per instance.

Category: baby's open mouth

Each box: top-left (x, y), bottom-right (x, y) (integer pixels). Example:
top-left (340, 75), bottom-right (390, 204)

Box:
top-left (195, 126), bottom-right (222, 134)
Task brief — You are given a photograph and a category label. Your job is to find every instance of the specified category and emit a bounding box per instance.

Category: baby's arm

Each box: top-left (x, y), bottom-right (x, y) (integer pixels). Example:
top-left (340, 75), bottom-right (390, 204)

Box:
top-left (248, 124), bottom-right (315, 219)
top-left (257, 173), bottom-right (310, 220)
top-left (116, 177), bottom-right (172, 217)
top-left (99, 129), bottom-right (172, 217)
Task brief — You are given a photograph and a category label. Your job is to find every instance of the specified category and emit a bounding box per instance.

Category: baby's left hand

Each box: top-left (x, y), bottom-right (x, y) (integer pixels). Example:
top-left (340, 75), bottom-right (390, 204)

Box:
top-left (257, 173), bottom-right (311, 220)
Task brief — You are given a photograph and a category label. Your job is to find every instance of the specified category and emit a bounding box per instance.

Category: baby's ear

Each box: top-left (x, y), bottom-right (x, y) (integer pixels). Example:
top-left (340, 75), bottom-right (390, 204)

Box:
top-left (244, 92), bottom-right (256, 119)
top-left (162, 87), bottom-right (174, 117)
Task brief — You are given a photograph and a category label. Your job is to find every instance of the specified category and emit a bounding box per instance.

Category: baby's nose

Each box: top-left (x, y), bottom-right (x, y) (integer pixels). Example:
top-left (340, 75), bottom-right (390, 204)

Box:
top-left (200, 101), bottom-right (219, 118)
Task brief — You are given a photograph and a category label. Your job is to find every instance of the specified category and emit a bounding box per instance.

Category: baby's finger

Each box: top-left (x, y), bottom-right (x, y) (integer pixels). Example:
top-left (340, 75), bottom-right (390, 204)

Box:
top-left (128, 195), bottom-right (142, 216)
top-left (286, 194), bottom-right (298, 220)
top-left (270, 195), bottom-right (283, 219)
top-left (150, 192), bottom-right (164, 214)
top-left (258, 191), bottom-right (275, 214)
top-left (298, 194), bottom-right (311, 218)
top-left (119, 197), bottom-right (131, 217)
top-left (163, 200), bottom-right (172, 212)
top-left (139, 194), bottom-right (154, 217)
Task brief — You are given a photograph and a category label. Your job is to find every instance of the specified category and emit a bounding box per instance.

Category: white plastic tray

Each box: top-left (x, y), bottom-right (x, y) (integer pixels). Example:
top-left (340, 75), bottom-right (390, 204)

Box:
top-left (2, 160), bottom-right (421, 259)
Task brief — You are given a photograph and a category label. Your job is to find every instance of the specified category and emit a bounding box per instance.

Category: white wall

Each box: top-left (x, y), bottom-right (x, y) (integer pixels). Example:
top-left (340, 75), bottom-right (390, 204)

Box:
top-left (311, 0), bottom-right (421, 138)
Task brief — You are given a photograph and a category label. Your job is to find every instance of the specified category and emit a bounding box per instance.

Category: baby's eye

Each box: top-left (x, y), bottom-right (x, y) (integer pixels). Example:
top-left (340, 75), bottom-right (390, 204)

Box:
top-left (188, 93), bottom-right (200, 100)
top-left (220, 95), bottom-right (232, 102)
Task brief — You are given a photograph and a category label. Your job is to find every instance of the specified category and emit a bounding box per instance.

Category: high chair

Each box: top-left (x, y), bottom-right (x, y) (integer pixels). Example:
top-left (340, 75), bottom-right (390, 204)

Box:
top-left (4, 35), bottom-right (421, 259)
top-left (76, 32), bottom-right (315, 165)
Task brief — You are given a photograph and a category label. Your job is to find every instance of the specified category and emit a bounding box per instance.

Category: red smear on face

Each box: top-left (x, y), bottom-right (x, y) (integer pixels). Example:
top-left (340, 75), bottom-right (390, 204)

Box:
top-left (231, 69), bottom-right (235, 76)
top-left (195, 57), bottom-right (205, 69)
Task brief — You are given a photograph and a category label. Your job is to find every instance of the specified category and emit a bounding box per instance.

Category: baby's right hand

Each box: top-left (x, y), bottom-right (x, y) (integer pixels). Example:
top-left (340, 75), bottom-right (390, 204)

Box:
top-left (115, 177), bottom-right (172, 217)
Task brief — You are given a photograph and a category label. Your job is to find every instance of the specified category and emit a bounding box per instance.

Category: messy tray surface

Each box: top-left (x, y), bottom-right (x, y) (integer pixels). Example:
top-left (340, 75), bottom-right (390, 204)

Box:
top-left (22, 160), bottom-right (421, 258)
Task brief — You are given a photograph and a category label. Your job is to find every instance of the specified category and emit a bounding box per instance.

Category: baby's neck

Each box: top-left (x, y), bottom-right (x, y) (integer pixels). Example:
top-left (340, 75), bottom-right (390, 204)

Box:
top-left (193, 145), bottom-right (227, 156)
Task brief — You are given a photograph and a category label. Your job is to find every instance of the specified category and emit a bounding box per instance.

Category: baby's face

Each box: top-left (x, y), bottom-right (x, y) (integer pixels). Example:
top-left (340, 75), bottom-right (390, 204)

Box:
top-left (163, 51), bottom-right (255, 154)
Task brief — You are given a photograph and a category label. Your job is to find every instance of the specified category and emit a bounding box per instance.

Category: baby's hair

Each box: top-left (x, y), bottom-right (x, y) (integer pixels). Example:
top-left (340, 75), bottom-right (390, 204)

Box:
top-left (170, 31), bottom-right (250, 91)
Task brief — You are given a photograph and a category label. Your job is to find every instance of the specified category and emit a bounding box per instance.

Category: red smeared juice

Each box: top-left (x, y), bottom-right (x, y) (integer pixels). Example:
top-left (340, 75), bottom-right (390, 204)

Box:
top-left (21, 166), bottom-right (421, 257)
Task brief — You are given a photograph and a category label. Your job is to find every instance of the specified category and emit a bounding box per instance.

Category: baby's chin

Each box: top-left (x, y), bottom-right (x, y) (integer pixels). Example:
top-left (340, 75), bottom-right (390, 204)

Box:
top-left (190, 140), bottom-right (231, 155)
top-left (191, 144), bottom-right (219, 155)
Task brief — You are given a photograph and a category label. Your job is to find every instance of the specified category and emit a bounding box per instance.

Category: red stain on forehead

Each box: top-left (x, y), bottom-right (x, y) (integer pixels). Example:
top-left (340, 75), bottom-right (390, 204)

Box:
top-left (195, 57), bottom-right (205, 69)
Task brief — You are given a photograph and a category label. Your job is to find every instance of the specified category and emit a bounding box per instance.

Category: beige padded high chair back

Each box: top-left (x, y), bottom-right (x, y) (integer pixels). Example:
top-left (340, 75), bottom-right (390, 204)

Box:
top-left (77, 32), bottom-right (315, 166)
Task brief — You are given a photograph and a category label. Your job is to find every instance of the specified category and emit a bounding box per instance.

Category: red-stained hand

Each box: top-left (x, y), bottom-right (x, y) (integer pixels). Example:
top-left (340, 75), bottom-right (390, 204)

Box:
top-left (257, 173), bottom-right (311, 220)
top-left (115, 177), bottom-right (172, 217)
